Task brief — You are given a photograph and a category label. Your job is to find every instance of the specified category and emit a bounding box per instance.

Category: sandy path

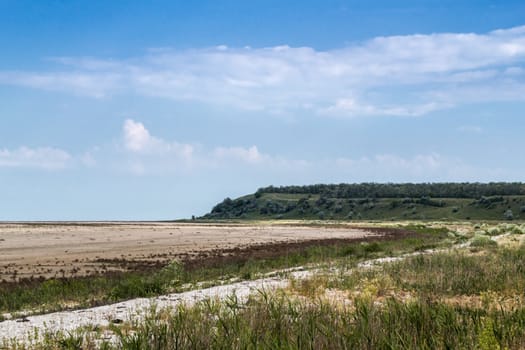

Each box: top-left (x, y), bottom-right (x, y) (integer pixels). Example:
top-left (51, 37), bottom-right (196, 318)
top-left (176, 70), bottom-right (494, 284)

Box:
top-left (0, 275), bottom-right (292, 346)
top-left (0, 222), bottom-right (375, 281)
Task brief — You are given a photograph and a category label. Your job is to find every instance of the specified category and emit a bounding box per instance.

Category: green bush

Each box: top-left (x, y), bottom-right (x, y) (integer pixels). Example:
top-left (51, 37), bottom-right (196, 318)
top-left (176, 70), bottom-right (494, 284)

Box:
top-left (470, 235), bottom-right (497, 248)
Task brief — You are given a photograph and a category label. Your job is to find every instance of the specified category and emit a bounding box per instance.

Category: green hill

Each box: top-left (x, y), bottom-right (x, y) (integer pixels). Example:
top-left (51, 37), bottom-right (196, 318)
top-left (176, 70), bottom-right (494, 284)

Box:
top-left (202, 183), bottom-right (525, 221)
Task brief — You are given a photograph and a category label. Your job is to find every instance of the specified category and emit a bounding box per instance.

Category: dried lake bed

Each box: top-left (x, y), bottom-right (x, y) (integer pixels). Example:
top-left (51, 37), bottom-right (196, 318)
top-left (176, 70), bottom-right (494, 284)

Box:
top-left (0, 222), bottom-right (381, 282)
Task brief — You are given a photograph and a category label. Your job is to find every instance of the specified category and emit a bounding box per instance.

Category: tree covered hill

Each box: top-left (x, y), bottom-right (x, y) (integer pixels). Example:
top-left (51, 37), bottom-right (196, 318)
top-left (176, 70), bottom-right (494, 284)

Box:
top-left (202, 183), bottom-right (525, 221)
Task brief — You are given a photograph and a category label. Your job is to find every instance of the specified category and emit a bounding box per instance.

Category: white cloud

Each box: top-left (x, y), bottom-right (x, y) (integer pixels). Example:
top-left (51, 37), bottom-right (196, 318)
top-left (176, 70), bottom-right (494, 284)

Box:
top-left (0, 71), bottom-right (119, 98)
top-left (320, 98), bottom-right (447, 117)
top-left (213, 146), bottom-right (266, 164)
top-left (115, 119), bottom-right (316, 176)
top-left (123, 119), bottom-right (193, 158)
top-left (2, 25), bottom-right (525, 117)
top-left (123, 119), bottom-right (149, 152)
top-left (332, 153), bottom-right (502, 182)
top-left (0, 121), bottom-right (507, 183)
top-left (114, 120), bottom-right (507, 180)
top-left (120, 119), bottom-right (285, 174)
top-left (0, 146), bottom-right (71, 169)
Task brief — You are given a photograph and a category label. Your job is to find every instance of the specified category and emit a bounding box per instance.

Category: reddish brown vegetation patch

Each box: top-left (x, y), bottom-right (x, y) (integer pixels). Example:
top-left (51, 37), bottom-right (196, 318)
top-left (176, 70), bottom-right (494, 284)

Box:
top-left (181, 227), bottom-right (419, 271)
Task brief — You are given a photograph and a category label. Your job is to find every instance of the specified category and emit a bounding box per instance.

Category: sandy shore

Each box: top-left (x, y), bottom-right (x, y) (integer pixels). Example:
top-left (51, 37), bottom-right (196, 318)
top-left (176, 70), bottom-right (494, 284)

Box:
top-left (0, 222), bottom-right (375, 281)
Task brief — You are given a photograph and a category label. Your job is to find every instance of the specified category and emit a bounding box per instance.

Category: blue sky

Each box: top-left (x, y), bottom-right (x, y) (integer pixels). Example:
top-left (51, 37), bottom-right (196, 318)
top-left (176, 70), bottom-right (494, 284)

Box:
top-left (1, 0), bottom-right (525, 220)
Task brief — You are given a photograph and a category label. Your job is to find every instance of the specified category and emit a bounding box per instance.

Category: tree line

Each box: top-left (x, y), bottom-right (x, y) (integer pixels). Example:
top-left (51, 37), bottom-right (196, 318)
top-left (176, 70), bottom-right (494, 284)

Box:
top-left (255, 182), bottom-right (525, 199)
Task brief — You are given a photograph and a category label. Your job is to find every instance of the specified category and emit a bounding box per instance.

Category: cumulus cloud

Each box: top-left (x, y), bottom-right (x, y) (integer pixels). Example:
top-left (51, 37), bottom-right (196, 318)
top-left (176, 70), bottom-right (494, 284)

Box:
top-left (0, 146), bottom-right (71, 169)
top-left (123, 119), bottom-right (151, 152)
top-left (123, 119), bottom-right (193, 158)
top-left (0, 120), bottom-right (507, 182)
top-left (120, 119), bottom-right (283, 174)
top-left (1, 25), bottom-right (525, 116)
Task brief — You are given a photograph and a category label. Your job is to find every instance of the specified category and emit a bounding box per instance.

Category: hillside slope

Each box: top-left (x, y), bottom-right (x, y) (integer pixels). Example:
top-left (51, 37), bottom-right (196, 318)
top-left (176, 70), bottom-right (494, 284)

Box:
top-left (202, 183), bottom-right (525, 221)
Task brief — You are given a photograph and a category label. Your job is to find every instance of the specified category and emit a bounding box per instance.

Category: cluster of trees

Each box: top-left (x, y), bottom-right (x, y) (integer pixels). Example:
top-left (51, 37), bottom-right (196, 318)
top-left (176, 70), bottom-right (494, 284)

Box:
top-left (208, 197), bottom-right (258, 218)
top-left (202, 183), bottom-right (525, 220)
top-left (208, 197), bottom-right (297, 218)
top-left (255, 183), bottom-right (525, 199)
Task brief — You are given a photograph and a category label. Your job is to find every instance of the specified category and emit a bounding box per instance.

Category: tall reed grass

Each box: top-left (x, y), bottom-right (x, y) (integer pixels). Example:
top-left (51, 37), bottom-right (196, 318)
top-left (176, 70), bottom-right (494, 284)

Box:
top-left (10, 292), bottom-right (525, 349)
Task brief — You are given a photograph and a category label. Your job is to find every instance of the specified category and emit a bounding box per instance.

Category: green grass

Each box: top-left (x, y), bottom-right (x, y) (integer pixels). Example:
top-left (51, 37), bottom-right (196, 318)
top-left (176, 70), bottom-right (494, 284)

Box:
top-left (0, 270), bottom-right (179, 315)
top-left (315, 244), bottom-right (525, 299)
top-left (10, 292), bottom-right (525, 350)
top-left (387, 247), bottom-right (525, 296)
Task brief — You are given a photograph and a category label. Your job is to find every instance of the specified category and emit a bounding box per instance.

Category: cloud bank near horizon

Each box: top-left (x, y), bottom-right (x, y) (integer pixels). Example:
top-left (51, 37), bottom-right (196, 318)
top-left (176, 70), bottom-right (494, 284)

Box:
top-left (0, 119), bottom-right (515, 183)
top-left (0, 146), bottom-right (71, 170)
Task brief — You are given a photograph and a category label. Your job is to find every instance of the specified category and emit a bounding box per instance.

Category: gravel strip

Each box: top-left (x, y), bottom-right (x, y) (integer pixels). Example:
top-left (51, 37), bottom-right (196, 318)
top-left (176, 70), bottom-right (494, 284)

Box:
top-left (0, 277), bottom-right (288, 346)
